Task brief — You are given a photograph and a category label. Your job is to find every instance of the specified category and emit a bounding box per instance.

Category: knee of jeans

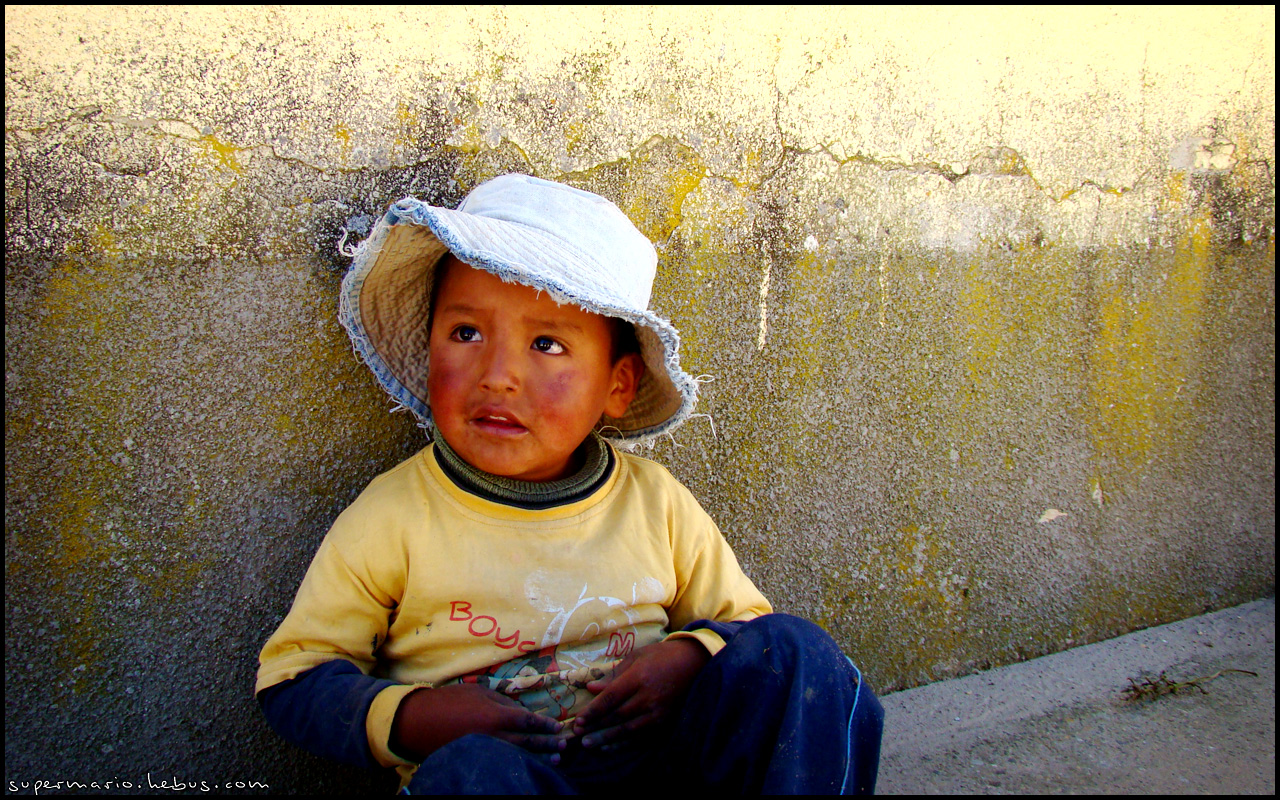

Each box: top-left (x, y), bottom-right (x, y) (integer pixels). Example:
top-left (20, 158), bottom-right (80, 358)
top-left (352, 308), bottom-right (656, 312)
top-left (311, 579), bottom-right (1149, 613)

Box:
top-left (427, 733), bottom-right (519, 763)
top-left (728, 614), bottom-right (864, 676)
top-left (722, 614), bottom-right (818, 664)
top-left (741, 613), bottom-right (833, 651)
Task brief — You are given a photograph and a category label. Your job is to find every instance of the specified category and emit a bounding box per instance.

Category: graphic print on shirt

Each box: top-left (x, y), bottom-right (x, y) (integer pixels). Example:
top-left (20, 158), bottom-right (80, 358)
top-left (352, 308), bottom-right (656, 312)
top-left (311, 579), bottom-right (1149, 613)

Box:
top-left (444, 573), bottom-right (667, 720)
top-left (524, 570), bottom-right (666, 650)
top-left (456, 643), bottom-right (611, 720)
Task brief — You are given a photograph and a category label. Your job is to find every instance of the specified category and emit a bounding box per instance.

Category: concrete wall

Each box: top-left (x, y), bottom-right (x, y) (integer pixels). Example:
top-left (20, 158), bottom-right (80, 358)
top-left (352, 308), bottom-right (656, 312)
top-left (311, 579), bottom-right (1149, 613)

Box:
top-left (5, 6), bottom-right (1273, 792)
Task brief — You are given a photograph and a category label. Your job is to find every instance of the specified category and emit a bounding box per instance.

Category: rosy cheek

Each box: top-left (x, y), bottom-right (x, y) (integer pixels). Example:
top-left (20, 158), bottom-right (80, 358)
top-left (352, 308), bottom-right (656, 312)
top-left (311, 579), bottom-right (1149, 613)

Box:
top-left (535, 370), bottom-right (579, 409)
top-left (552, 371), bottom-right (577, 396)
top-left (427, 354), bottom-right (468, 409)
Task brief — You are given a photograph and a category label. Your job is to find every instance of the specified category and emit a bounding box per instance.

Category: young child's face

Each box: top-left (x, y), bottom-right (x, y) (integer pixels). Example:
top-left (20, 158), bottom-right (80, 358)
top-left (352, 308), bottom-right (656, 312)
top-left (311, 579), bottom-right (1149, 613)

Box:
top-left (428, 257), bottom-right (643, 482)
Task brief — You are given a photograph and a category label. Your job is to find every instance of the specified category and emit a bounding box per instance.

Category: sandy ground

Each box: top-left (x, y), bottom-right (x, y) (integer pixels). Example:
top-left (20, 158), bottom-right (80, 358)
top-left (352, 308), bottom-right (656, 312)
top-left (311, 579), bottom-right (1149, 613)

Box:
top-left (876, 597), bottom-right (1274, 794)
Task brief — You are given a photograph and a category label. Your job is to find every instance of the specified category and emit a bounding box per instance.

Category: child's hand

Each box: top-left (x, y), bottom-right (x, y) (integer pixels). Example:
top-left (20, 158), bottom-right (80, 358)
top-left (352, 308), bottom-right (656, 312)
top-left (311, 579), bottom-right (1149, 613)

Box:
top-left (571, 638), bottom-right (710, 749)
top-left (391, 683), bottom-right (568, 762)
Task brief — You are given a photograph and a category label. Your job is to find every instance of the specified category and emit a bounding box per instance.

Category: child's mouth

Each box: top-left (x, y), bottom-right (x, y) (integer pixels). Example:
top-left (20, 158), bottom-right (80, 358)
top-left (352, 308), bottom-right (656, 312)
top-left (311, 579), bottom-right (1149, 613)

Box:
top-left (471, 412), bottom-right (528, 435)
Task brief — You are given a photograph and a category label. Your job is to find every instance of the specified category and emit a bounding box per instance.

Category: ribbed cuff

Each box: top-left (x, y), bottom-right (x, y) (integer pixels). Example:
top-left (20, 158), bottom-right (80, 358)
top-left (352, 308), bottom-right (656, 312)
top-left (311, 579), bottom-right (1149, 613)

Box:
top-left (366, 683), bottom-right (430, 768)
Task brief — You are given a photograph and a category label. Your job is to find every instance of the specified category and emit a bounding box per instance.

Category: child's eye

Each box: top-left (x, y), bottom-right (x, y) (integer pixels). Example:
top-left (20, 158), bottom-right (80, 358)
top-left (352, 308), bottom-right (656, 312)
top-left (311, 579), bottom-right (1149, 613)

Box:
top-left (532, 336), bottom-right (565, 355)
top-left (450, 325), bottom-right (482, 343)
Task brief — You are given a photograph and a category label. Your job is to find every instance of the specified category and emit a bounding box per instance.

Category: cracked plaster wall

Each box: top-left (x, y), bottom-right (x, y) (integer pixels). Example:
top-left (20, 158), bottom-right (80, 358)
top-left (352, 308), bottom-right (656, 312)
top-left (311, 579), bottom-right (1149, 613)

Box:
top-left (4, 5), bottom-right (1274, 792)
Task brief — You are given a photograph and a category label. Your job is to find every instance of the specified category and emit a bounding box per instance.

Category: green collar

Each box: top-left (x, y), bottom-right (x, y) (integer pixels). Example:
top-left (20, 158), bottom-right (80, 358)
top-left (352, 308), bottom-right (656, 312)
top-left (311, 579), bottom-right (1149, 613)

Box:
top-left (433, 432), bottom-right (613, 509)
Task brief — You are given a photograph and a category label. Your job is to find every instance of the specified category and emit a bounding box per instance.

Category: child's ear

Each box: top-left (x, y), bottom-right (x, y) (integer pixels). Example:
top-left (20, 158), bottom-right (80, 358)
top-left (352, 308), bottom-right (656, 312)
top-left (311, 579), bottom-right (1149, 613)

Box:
top-left (602, 353), bottom-right (645, 420)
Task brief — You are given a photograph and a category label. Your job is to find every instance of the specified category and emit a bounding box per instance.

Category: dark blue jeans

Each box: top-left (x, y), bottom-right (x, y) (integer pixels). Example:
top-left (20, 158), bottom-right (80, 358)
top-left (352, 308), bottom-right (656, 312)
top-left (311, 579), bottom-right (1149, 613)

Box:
top-left (406, 614), bottom-right (884, 794)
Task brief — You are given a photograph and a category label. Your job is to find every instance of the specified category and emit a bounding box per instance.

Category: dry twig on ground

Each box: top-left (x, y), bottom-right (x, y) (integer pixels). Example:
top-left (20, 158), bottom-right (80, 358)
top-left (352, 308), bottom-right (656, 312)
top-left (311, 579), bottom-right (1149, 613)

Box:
top-left (1121, 668), bottom-right (1258, 703)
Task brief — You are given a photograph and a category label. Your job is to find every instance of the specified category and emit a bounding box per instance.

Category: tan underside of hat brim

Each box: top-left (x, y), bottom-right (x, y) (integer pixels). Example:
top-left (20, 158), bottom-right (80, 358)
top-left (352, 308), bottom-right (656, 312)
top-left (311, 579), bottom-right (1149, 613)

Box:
top-left (360, 224), bottom-right (448, 411)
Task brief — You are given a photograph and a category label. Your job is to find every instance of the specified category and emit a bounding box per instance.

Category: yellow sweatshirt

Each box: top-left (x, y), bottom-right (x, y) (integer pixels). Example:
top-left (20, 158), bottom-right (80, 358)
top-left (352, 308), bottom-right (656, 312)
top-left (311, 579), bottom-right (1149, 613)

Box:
top-left (257, 443), bottom-right (771, 768)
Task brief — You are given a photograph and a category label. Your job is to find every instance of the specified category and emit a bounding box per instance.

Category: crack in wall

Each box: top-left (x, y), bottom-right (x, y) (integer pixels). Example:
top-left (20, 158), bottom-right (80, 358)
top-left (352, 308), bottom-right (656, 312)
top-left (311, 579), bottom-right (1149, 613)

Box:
top-left (8, 114), bottom-right (451, 179)
top-left (12, 105), bottom-right (1254, 270)
top-left (10, 108), bottom-right (1156, 210)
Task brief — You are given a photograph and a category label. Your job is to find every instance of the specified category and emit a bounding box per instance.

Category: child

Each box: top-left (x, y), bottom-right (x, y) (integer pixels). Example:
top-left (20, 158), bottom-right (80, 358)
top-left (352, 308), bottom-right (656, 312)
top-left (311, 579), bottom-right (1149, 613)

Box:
top-left (256, 174), bottom-right (884, 794)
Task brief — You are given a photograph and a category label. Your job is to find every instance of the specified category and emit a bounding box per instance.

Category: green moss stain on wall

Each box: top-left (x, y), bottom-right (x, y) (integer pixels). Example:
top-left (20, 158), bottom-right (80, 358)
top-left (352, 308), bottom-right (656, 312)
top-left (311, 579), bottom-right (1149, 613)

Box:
top-left (618, 138), bottom-right (708, 246)
top-left (1089, 210), bottom-right (1210, 481)
top-left (22, 240), bottom-right (212, 697)
top-left (200, 134), bottom-right (245, 175)
top-left (661, 151), bottom-right (1272, 690)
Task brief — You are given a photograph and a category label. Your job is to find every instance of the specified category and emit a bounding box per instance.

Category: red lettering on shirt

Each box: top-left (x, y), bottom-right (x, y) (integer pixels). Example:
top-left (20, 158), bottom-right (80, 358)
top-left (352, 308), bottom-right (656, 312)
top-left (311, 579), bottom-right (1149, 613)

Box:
top-left (604, 631), bottom-right (635, 658)
top-left (449, 599), bottom-right (536, 653)
top-left (494, 626), bottom-right (521, 649)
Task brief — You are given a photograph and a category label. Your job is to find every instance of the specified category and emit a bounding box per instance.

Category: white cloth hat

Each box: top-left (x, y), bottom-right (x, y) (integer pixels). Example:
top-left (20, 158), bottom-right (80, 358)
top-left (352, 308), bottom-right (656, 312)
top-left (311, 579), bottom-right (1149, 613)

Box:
top-left (338, 174), bottom-right (698, 443)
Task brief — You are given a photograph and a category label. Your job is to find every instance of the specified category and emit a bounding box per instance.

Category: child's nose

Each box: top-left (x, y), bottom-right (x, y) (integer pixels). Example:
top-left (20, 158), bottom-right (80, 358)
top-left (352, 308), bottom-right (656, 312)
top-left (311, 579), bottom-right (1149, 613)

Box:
top-left (477, 343), bottom-right (521, 393)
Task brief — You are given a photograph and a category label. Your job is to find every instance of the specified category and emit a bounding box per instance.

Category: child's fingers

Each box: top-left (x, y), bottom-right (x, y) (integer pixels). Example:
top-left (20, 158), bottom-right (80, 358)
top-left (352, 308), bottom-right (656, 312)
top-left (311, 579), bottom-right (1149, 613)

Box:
top-left (494, 709), bottom-right (567, 753)
top-left (578, 721), bottom-right (626, 749)
top-left (574, 682), bottom-right (653, 738)
top-left (585, 652), bottom-right (637, 694)
top-left (574, 680), bottom-right (630, 732)
top-left (508, 708), bottom-right (564, 734)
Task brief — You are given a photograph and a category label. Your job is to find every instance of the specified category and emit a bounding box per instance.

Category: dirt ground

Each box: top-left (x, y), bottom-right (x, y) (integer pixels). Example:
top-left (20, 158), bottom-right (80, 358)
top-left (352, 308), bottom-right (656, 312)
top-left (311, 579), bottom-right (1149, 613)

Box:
top-left (876, 597), bottom-right (1275, 794)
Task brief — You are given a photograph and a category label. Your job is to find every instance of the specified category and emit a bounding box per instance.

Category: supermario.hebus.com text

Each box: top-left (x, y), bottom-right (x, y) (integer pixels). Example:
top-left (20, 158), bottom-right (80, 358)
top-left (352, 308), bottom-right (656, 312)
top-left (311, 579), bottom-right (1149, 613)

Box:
top-left (7, 774), bottom-right (269, 794)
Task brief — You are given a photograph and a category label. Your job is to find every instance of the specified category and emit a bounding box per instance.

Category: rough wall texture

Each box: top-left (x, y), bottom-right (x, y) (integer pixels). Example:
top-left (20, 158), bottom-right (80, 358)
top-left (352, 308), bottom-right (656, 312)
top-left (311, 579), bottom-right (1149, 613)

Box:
top-left (5, 6), bottom-right (1274, 792)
